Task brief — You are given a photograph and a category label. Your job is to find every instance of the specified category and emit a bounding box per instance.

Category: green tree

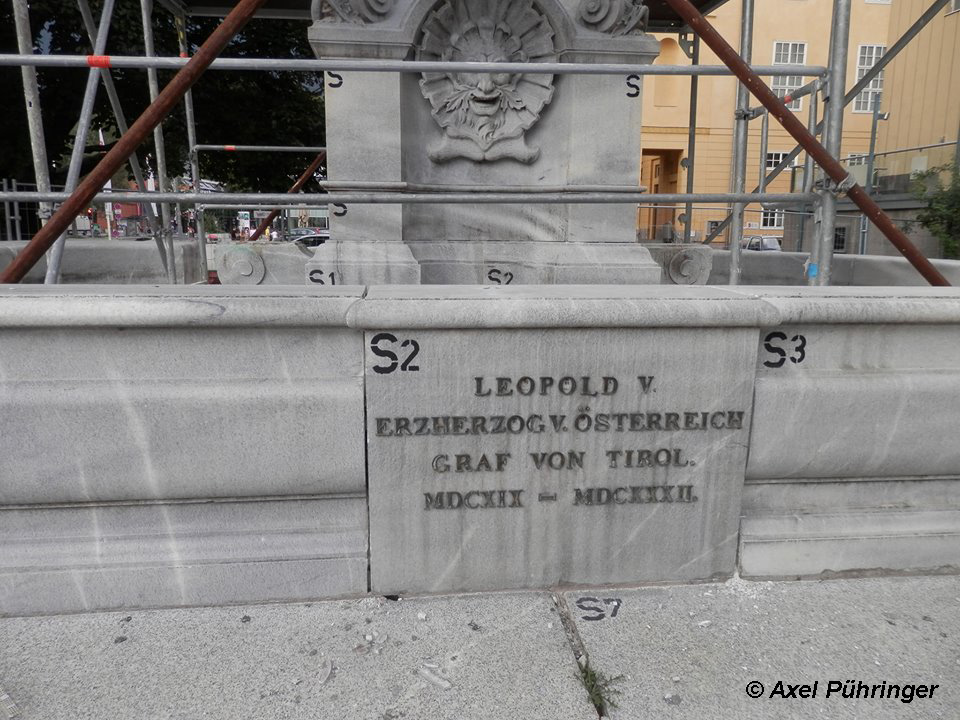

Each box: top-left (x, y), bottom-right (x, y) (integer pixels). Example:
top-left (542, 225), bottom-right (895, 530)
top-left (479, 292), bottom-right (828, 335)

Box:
top-left (911, 164), bottom-right (960, 259)
top-left (0, 1), bottom-right (325, 192)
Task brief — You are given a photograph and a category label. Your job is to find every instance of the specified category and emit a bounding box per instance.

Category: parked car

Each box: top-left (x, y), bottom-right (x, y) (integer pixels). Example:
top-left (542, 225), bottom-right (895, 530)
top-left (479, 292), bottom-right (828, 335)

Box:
top-left (283, 229), bottom-right (329, 247)
top-left (741, 235), bottom-right (782, 251)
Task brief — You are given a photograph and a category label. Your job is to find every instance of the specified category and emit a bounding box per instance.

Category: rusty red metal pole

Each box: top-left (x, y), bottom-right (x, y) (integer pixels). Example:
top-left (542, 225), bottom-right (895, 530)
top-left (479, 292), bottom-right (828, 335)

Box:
top-left (0, 0), bottom-right (269, 283)
top-left (249, 151), bottom-right (326, 241)
top-left (664, 0), bottom-right (950, 287)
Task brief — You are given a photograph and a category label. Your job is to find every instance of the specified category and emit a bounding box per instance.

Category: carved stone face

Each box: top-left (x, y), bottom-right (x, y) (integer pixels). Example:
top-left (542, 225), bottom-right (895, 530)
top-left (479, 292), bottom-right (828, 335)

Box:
top-left (459, 69), bottom-right (517, 118)
top-left (418, 1), bottom-right (557, 163)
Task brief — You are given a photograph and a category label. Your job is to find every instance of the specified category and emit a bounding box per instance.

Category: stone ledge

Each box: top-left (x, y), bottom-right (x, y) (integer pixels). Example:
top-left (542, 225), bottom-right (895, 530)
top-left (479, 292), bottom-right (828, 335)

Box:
top-left (6, 285), bottom-right (960, 328)
top-left (0, 285), bottom-right (365, 327)
top-left (349, 285), bottom-right (780, 328)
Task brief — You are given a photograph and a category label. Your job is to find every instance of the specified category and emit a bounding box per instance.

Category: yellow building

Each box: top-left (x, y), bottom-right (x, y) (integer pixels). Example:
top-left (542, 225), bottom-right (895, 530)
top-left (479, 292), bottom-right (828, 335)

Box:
top-left (875, 0), bottom-right (960, 187)
top-left (638, 0), bottom-right (893, 244)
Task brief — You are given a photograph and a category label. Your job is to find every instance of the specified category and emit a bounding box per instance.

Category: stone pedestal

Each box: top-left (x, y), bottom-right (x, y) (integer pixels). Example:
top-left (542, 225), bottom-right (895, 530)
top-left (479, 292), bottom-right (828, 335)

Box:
top-left (408, 241), bottom-right (662, 284)
top-left (310, 0), bottom-right (662, 284)
top-left (305, 240), bottom-right (421, 285)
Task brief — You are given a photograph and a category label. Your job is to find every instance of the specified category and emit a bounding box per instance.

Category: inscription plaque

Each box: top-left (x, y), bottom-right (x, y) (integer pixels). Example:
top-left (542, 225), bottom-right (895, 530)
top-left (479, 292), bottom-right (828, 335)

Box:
top-left (366, 328), bottom-right (758, 593)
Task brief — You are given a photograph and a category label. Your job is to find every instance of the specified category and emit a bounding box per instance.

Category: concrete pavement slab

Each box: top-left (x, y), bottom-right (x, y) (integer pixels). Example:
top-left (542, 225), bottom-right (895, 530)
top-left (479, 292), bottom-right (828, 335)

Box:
top-left (0, 592), bottom-right (594, 720)
top-left (566, 575), bottom-right (960, 719)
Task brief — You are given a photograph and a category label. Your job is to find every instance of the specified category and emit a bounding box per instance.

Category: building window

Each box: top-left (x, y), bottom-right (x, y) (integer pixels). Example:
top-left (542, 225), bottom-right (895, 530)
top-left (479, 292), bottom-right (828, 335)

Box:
top-left (772, 42), bottom-right (806, 110)
top-left (834, 226), bottom-right (847, 252)
top-left (846, 153), bottom-right (868, 166)
top-left (854, 45), bottom-right (886, 112)
top-left (766, 152), bottom-right (789, 170)
top-left (761, 210), bottom-right (785, 229)
top-left (707, 220), bottom-right (722, 236)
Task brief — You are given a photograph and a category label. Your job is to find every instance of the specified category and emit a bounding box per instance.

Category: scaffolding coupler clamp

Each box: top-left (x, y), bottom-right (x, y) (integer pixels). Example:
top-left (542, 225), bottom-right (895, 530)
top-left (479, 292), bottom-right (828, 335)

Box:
top-left (827, 173), bottom-right (857, 197)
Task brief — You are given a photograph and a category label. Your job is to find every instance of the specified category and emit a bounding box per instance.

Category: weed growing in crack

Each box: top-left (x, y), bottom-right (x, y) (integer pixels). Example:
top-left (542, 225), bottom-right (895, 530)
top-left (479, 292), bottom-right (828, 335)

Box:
top-left (579, 659), bottom-right (624, 716)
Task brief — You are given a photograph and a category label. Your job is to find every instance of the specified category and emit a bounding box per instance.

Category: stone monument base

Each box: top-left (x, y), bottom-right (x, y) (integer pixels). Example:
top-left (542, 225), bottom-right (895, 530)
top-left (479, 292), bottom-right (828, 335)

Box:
top-left (304, 240), bottom-right (420, 286)
top-left (406, 241), bottom-right (662, 285)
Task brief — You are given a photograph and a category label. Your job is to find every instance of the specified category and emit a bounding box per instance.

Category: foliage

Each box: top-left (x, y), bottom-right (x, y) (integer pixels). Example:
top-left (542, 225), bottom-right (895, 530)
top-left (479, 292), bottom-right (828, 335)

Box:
top-left (0, 1), bottom-right (325, 192)
top-left (579, 659), bottom-right (623, 715)
top-left (910, 163), bottom-right (960, 259)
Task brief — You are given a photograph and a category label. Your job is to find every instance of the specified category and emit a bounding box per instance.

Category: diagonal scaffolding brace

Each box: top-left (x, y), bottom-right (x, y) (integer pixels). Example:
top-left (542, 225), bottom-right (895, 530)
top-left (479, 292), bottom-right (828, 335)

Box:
top-left (249, 152), bottom-right (327, 242)
top-left (45, 0), bottom-right (115, 284)
top-left (664, 0), bottom-right (949, 286)
top-left (76, 0), bottom-right (168, 273)
top-left (704, 0), bottom-right (954, 246)
top-left (0, 0), bottom-right (269, 284)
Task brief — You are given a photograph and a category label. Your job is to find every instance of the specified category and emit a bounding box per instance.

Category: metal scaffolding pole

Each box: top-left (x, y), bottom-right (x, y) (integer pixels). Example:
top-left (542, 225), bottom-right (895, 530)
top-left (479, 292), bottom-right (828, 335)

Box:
top-left (758, 111), bottom-right (770, 194)
top-left (664, 0), bottom-right (949, 286)
top-left (0, 0), bottom-right (270, 284)
top-left (0, 55), bottom-right (826, 77)
top-left (1, 180), bottom-right (10, 241)
top-left (12, 0), bottom-right (53, 236)
top-left (76, 0), bottom-right (167, 270)
top-left (11, 181), bottom-right (21, 241)
top-left (859, 98), bottom-right (884, 255)
top-left (1, 190), bottom-right (818, 205)
top-left (954, 114), bottom-right (960, 169)
top-left (193, 144), bottom-right (328, 153)
top-left (45, 0), bottom-right (115, 283)
top-left (140, 0), bottom-right (176, 284)
top-left (727, 0), bottom-right (754, 285)
top-left (683, 35), bottom-right (700, 244)
top-left (176, 11), bottom-right (208, 282)
top-left (796, 82), bottom-right (820, 252)
top-left (812, 0), bottom-right (851, 287)
top-left (703, 0), bottom-right (952, 246)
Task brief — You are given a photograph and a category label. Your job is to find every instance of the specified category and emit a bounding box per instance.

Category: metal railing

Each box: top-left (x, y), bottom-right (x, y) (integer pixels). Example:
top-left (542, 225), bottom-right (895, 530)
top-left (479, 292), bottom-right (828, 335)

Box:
top-left (0, 0), bottom-right (949, 287)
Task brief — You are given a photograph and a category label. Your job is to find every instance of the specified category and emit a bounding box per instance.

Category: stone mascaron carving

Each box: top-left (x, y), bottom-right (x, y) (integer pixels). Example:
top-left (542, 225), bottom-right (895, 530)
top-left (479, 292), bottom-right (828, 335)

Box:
top-left (316, 0), bottom-right (396, 23)
top-left (417, 0), bottom-right (557, 163)
top-left (577, 0), bottom-right (649, 35)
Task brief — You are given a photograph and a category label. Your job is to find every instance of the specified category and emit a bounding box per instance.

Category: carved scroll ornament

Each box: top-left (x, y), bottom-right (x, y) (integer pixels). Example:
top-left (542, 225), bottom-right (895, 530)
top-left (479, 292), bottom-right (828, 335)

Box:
top-left (317, 0), bottom-right (395, 23)
top-left (577, 0), bottom-right (649, 35)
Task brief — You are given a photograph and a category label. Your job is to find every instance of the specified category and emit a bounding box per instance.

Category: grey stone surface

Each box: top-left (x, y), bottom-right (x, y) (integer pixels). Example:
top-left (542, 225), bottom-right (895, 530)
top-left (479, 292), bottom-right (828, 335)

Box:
top-left (0, 284), bottom-right (365, 327)
top-left (741, 286), bottom-right (960, 324)
top-left (214, 242), bottom-right (419, 287)
top-left (0, 312), bottom-right (365, 502)
top-left (644, 244), bottom-right (714, 285)
top-left (407, 241), bottom-right (662, 285)
top-left (4, 285), bottom-right (960, 607)
top-left (0, 498), bottom-right (368, 615)
top-left (748, 322), bottom-right (960, 479)
top-left (213, 242), bottom-right (320, 285)
top-left (365, 323), bottom-right (758, 593)
top-left (305, 240), bottom-right (421, 285)
top-left (0, 592), bottom-right (594, 720)
top-left (568, 575), bottom-right (960, 719)
top-left (4, 239), bottom-right (202, 284)
top-left (740, 510), bottom-right (960, 578)
top-left (310, 0), bottom-right (662, 283)
top-left (739, 290), bottom-right (960, 578)
top-left (0, 286), bottom-right (369, 614)
top-left (350, 284), bottom-right (780, 329)
top-left (210, 242), bottom-right (714, 288)
top-left (324, 70), bottom-right (405, 246)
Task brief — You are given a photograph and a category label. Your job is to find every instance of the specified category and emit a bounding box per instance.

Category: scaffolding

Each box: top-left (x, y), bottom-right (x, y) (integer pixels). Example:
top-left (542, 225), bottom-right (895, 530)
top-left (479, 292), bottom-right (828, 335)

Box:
top-left (0, 0), bottom-right (952, 286)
